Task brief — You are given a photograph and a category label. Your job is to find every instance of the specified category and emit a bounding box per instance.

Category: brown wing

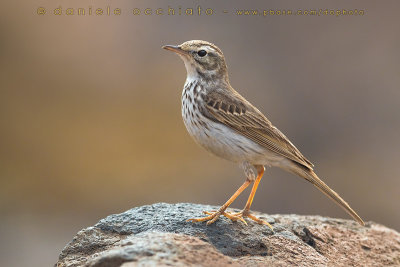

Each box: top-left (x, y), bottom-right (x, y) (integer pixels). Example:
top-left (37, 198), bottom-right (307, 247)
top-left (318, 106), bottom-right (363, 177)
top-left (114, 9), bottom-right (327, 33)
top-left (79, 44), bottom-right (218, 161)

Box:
top-left (200, 89), bottom-right (314, 169)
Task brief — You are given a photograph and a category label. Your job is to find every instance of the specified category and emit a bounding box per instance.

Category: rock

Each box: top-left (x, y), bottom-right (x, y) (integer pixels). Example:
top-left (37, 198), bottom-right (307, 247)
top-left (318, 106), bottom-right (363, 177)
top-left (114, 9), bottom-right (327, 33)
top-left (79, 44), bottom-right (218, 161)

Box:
top-left (56, 203), bottom-right (400, 267)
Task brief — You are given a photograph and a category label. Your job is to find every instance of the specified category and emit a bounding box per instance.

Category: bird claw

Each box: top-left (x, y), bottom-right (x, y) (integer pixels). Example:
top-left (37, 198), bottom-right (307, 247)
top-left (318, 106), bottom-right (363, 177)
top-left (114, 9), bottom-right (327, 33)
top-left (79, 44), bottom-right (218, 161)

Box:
top-left (187, 209), bottom-right (273, 230)
top-left (186, 210), bottom-right (223, 225)
top-left (203, 210), bottom-right (216, 215)
top-left (220, 211), bottom-right (247, 225)
top-left (246, 212), bottom-right (274, 230)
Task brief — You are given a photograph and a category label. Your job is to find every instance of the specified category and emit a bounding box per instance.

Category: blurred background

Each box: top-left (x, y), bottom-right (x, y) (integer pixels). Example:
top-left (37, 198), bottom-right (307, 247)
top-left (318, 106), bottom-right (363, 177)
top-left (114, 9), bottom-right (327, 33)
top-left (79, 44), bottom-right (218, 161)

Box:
top-left (1, 0), bottom-right (399, 266)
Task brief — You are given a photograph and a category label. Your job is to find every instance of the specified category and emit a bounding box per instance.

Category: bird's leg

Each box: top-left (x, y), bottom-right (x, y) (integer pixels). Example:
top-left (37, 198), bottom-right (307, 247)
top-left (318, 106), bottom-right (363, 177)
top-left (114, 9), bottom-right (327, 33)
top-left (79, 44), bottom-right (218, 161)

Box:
top-left (242, 165), bottom-right (265, 215)
top-left (225, 165), bottom-right (273, 230)
top-left (186, 178), bottom-right (252, 225)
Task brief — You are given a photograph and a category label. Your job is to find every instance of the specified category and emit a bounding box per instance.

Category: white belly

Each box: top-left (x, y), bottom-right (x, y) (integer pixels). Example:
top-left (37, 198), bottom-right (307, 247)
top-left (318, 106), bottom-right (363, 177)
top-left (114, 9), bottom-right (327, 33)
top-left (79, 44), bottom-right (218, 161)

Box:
top-left (181, 84), bottom-right (281, 166)
top-left (185, 116), bottom-right (264, 163)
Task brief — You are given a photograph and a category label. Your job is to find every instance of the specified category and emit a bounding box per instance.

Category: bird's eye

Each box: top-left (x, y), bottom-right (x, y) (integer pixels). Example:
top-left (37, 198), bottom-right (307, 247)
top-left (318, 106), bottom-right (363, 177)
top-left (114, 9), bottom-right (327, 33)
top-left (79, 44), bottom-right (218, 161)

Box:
top-left (197, 50), bottom-right (207, 57)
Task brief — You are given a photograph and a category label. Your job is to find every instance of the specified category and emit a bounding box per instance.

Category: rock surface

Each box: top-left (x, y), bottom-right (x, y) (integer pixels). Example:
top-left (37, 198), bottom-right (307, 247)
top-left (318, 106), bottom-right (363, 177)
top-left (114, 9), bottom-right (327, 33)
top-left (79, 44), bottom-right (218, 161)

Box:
top-left (56, 203), bottom-right (400, 267)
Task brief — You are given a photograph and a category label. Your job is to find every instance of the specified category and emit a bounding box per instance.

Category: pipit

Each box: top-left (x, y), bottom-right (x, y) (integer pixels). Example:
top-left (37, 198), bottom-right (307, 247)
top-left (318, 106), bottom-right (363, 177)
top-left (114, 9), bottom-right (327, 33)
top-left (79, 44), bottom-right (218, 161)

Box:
top-left (163, 40), bottom-right (364, 229)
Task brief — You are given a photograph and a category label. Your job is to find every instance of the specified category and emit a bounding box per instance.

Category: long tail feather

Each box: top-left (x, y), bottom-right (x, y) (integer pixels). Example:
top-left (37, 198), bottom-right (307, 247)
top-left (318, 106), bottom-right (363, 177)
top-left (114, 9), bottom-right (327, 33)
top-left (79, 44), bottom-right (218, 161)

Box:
top-left (288, 164), bottom-right (365, 226)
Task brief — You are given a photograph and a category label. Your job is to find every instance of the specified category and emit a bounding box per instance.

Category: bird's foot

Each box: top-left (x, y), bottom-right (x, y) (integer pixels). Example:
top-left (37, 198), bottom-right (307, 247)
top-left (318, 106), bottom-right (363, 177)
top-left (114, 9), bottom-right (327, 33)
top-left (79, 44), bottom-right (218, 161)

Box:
top-left (187, 209), bottom-right (273, 230)
top-left (222, 210), bottom-right (274, 230)
top-left (186, 209), bottom-right (227, 225)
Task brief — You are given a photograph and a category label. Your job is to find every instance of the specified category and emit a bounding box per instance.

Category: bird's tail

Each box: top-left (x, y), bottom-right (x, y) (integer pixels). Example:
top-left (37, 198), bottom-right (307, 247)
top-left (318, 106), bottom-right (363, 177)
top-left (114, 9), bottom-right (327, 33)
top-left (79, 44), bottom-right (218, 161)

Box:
top-left (287, 163), bottom-right (365, 226)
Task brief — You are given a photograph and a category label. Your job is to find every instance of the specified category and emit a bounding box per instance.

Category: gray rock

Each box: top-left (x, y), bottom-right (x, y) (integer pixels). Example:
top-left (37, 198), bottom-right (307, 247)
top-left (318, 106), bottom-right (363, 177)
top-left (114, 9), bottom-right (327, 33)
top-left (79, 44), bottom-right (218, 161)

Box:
top-left (56, 203), bottom-right (400, 267)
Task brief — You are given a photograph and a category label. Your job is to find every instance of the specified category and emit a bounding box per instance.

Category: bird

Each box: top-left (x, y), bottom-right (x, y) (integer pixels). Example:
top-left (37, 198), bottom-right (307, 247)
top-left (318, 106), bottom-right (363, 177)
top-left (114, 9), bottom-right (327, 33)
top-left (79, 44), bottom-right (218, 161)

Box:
top-left (162, 40), bottom-right (364, 229)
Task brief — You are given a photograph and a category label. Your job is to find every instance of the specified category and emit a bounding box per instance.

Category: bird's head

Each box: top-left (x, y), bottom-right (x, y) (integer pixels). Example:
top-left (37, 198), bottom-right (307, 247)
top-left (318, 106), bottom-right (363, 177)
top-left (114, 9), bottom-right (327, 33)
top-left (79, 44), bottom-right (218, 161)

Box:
top-left (163, 40), bottom-right (228, 82)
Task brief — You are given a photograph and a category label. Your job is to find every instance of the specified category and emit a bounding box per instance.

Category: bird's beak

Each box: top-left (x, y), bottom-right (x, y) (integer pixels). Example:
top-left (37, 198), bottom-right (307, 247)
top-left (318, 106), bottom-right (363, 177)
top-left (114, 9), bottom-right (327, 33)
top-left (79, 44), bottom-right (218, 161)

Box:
top-left (162, 45), bottom-right (188, 56)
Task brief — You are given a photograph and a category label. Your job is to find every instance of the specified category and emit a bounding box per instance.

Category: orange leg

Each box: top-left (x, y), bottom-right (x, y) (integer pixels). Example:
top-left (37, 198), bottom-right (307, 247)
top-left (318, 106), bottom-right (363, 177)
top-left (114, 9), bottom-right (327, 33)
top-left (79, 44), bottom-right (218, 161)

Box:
top-left (243, 165), bottom-right (264, 212)
top-left (226, 165), bottom-right (273, 230)
top-left (187, 178), bottom-right (252, 225)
